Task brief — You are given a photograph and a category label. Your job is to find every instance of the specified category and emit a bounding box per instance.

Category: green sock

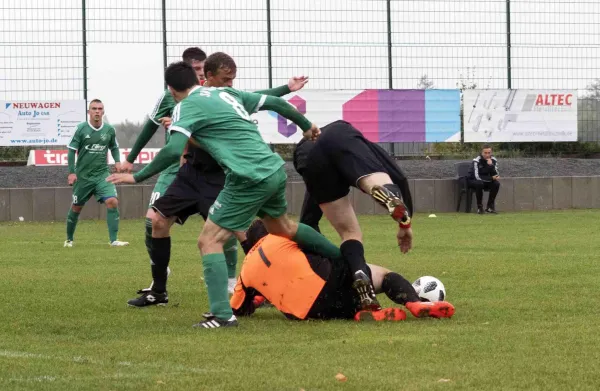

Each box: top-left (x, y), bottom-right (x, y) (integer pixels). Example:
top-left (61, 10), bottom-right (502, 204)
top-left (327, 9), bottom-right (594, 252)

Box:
top-left (106, 208), bottom-right (120, 243)
top-left (292, 223), bottom-right (342, 259)
top-left (66, 209), bottom-right (80, 241)
top-left (145, 217), bottom-right (153, 259)
top-left (202, 253), bottom-right (233, 320)
top-left (223, 236), bottom-right (238, 279)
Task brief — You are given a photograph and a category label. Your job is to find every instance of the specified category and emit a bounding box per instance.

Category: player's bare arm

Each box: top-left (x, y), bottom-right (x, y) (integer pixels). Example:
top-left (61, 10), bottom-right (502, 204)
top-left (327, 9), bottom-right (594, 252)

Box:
top-left (107, 131), bottom-right (189, 184)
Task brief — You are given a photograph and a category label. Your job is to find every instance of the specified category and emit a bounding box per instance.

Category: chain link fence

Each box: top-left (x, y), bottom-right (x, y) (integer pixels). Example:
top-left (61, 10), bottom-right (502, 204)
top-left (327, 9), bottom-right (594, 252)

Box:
top-left (1, 0), bottom-right (600, 162)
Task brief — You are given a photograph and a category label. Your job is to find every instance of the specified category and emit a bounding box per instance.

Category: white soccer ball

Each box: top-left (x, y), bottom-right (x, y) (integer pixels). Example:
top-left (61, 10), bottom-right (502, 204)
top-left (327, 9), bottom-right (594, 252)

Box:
top-left (412, 276), bottom-right (446, 302)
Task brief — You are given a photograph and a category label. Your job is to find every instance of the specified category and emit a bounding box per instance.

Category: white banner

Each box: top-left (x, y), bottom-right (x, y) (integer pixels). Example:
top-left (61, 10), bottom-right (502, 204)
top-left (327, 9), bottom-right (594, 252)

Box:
top-left (0, 100), bottom-right (86, 146)
top-left (463, 90), bottom-right (577, 142)
top-left (27, 148), bottom-right (161, 166)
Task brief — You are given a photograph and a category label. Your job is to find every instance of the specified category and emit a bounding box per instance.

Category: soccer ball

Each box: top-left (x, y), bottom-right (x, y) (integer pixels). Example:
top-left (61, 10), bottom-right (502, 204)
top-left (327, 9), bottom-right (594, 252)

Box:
top-left (412, 276), bottom-right (446, 302)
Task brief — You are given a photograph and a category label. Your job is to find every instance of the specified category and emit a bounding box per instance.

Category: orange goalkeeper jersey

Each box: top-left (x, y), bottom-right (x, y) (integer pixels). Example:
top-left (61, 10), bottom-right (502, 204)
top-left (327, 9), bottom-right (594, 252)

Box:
top-left (230, 234), bottom-right (328, 320)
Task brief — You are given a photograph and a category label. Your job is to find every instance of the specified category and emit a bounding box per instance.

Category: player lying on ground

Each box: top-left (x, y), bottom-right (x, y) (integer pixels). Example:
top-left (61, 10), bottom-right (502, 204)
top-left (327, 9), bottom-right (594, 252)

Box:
top-left (293, 119), bottom-right (415, 309)
top-left (224, 220), bottom-right (454, 323)
top-left (120, 50), bottom-right (308, 306)
top-left (107, 54), bottom-right (341, 329)
top-left (64, 99), bottom-right (128, 247)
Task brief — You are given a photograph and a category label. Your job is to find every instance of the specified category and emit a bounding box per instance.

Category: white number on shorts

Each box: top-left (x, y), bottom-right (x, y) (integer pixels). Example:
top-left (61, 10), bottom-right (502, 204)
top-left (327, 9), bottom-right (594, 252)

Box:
top-left (72, 195), bottom-right (78, 204)
top-left (219, 92), bottom-right (251, 121)
top-left (150, 192), bottom-right (161, 205)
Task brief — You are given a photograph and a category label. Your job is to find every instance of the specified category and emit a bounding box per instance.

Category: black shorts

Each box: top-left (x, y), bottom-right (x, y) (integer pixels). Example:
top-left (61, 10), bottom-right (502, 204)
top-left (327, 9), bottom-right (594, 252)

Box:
top-left (307, 259), bottom-right (372, 320)
top-left (296, 120), bottom-right (386, 204)
top-left (152, 162), bottom-right (225, 225)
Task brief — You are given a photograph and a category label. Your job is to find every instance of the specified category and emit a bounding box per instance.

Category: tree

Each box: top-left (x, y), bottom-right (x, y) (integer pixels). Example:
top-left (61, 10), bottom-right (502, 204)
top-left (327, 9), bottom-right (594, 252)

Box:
top-left (417, 74), bottom-right (435, 90)
top-left (113, 117), bottom-right (165, 148)
top-left (585, 78), bottom-right (600, 100)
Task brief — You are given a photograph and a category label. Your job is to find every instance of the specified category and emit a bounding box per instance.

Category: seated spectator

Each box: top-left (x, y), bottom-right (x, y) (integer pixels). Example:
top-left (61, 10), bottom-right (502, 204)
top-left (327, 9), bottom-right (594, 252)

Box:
top-left (469, 144), bottom-right (500, 214)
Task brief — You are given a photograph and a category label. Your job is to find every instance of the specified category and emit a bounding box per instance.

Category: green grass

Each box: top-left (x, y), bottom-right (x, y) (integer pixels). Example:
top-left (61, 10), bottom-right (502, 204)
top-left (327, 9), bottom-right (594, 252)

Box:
top-left (2, 211), bottom-right (600, 391)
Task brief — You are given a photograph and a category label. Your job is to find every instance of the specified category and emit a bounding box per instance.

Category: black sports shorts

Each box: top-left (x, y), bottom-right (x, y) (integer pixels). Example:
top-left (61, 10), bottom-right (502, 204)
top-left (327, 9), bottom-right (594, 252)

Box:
top-left (152, 162), bottom-right (225, 225)
top-left (307, 257), bottom-right (372, 320)
top-left (294, 120), bottom-right (386, 204)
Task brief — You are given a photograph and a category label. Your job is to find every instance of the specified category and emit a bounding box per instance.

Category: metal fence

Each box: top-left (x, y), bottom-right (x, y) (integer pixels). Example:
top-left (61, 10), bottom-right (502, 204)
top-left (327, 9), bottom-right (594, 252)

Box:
top-left (1, 0), bottom-right (600, 159)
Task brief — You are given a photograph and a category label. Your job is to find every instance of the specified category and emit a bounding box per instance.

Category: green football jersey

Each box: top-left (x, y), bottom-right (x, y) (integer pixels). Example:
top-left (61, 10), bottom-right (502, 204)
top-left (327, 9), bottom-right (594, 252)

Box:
top-left (148, 89), bottom-right (180, 176)
top-left (170, 86), bottom-right (284, 188)
top-left (149, 89), bottom-right (177, 145)
top-left (68, 121), bottom-right (118, 180)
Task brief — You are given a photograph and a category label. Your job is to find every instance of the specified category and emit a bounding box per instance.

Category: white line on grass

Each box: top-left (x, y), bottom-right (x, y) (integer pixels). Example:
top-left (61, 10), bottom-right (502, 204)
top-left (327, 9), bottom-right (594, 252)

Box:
top-left (0, 349), bottom-right (220, 375)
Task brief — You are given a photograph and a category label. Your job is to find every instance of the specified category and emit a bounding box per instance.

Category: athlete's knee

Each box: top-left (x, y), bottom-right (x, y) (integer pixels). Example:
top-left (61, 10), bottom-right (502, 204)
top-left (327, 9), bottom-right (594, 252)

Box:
top-left (104, 197), bottom-right (118, 208)
top-left (151, 212), bottom-right (171, 237)
top-left (71, 205), bottom-right (83, 213)
top-left (197, 231), bottom-right (227, 254)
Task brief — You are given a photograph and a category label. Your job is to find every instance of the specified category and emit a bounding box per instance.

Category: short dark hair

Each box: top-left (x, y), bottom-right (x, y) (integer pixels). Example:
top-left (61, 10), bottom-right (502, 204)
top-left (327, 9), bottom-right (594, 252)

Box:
top-left (482, 144), bottom-right (492, 150)
top-left (246, 219), bottom-right (268, 249)
top-left (182, 47), bottom-right (207, 64)
top-left (88, 99), bottom-right (102, 108)
top-left (204, 52), bottom-right (237, 77)
top-left (165, 61), bottom-right (199, 92)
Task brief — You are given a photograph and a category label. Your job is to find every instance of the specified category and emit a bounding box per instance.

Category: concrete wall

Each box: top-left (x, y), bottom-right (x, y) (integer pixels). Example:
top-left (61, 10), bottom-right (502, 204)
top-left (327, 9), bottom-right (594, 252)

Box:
top-left (1, 176), bottom-right (599, 222)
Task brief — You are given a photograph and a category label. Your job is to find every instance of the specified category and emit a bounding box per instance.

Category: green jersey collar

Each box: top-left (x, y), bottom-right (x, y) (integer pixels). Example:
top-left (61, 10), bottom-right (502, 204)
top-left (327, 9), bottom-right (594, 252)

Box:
top-left (88, 121), bottom-right (104, 131)
top-left (188, 85), bottom-right (202, 96)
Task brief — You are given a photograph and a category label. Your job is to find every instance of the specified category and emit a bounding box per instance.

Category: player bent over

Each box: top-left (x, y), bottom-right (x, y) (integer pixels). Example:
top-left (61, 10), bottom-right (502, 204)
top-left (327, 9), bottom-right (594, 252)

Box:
top-left (293, 120), bottom-right (415, 310)
top-left (225, 220), bottom-right (454, 323)
top-left (64, 99), bottom-right (128, 247)
top-left (108, 55), bottom-right (340, 329)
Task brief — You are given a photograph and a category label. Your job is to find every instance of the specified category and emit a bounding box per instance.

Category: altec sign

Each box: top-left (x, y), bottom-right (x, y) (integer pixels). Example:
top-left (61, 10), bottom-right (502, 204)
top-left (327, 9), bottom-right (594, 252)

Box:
top-left (535, 94), bottom-right (573, 106)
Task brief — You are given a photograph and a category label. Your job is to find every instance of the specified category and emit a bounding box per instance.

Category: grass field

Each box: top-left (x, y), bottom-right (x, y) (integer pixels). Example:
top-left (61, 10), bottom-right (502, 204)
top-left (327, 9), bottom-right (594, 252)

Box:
top-left (2, 211), bottom-right (600, 391)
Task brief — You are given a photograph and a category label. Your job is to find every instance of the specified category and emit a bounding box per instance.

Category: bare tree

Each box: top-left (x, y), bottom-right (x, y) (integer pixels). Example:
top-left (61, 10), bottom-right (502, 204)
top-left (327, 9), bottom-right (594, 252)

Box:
top-left (417, 74), bottom-right (435, 89)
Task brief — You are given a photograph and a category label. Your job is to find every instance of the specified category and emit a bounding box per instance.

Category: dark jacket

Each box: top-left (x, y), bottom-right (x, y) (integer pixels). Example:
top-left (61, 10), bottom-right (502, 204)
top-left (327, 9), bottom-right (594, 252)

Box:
top-left (470, 155), bottom-right (499, 182)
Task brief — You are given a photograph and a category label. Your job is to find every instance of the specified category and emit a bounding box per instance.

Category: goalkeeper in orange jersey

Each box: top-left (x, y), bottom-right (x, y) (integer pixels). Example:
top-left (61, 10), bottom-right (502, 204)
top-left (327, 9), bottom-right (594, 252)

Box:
top-left (212, 220), bottom-right (455, 326)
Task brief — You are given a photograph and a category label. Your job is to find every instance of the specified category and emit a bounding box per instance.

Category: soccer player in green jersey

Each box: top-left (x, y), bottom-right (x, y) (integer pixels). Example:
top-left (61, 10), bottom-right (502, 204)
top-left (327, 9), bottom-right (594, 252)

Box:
top-left (65, 99), bottom-right (129, 247)
top-left (121, 48), bottom-right (309, 303)
top-left (119, 47), bottom-right (208, 290)
top-left (108, 54), bottom-right (338, 329)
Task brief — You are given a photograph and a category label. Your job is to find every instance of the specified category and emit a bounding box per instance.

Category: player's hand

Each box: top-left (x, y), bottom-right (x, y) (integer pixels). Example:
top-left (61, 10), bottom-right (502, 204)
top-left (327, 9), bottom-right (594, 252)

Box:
top-left (106, 173), bottom-right (136, 184)
top-left (159, 117), bottom-right (172, 129)
top-left (487, 158), bottom-right (493, 165)
top-left (303, 124), bottom-right (320, 141)
top-left (397, 226), bottom-right (413, 254)
top-left (493, 175), bottom-right (500, 181)
top-left (113, 162), bottom-right (123, 173)
top-left (67, 174), bottom-right (77, 186)
top-left (288, 76), bottom-right (309, 92)
top-left (120, 161), bottom-right (134, 173)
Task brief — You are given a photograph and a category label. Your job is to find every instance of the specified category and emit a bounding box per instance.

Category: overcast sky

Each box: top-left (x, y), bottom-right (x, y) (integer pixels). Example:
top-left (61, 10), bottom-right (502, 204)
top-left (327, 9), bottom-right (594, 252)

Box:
top-left (1, 0), bottom-right (599, 123)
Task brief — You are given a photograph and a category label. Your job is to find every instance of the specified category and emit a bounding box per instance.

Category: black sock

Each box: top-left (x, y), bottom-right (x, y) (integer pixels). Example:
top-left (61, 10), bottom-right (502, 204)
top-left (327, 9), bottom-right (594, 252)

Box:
top-left (144, 218), bottom-right (153, 260)
top-left (240, 240), bottom-right (253, 255)
top-left (382, 272), bottom-right (420, 305)
top-left (149, 237), bottom-right (171, 293)
top-left (340, 240), bottom-right (369, 277)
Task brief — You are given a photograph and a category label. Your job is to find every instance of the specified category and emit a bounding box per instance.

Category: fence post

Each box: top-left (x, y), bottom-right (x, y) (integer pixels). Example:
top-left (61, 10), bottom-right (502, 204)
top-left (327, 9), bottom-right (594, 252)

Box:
top-left (81, 0), bottom-right (88, 103)
top-left (386, 0), bottom-right (393, 90)
top-left (162, 0), bottom-right (168, 88)
top-left (506, 0), bottom-right (512, 89)
top-left (386, 0), bottom-right (397, 157)
top-left (266, 0), bottom-right (275, 152)
top-left (266, 0), bottom-right (273, 89)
